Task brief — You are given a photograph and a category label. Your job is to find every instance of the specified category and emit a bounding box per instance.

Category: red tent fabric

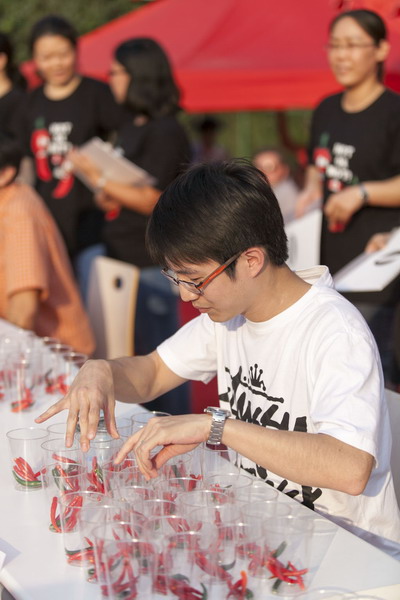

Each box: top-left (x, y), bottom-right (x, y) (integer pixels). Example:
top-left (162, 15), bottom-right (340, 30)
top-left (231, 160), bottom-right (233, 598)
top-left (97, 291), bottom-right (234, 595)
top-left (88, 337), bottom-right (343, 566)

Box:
top-left (21, 0), bottom-right (400, 111)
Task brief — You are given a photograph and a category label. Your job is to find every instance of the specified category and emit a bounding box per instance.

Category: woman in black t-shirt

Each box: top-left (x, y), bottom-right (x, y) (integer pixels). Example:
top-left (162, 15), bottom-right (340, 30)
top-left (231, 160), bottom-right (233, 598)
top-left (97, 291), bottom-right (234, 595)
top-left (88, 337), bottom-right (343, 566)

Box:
top-left (69, 38), bottom-right (191, 414)
top-left (69, 38), bottom-right (190, 266)
top-left (0, 32), bottom-right (26, 139)
top-left (297, 9), bottom-right (400, 385)
top-left (16, 16), bottom-right (123, 298)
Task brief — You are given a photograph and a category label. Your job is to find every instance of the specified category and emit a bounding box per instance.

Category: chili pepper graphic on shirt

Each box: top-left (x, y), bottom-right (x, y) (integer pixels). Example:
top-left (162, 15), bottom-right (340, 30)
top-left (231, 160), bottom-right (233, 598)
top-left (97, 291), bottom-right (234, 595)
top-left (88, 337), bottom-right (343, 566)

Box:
top-left (31, 119), bottom-right (75, 198)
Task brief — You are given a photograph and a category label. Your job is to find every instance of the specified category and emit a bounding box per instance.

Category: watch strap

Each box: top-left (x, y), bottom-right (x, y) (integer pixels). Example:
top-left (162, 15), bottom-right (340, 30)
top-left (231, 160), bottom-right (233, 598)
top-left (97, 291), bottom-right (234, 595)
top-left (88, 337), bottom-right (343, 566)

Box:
top-left (204, 407), bottom-right (230, 445)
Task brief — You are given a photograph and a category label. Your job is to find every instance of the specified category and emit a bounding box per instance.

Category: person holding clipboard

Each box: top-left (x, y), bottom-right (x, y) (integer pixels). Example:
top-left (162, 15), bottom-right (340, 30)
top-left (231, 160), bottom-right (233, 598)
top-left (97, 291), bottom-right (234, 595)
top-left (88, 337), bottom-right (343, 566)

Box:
top-left (296, 9), bottom-right (400, 386)
top-left (69, 37), bottom-right (191, 414)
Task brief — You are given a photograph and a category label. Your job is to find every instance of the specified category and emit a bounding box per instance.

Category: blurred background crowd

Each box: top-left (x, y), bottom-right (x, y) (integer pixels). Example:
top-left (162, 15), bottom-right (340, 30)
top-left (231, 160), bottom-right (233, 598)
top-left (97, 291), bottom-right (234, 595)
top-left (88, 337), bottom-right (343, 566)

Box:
top-left (0, 0), bottom-right (399, 412)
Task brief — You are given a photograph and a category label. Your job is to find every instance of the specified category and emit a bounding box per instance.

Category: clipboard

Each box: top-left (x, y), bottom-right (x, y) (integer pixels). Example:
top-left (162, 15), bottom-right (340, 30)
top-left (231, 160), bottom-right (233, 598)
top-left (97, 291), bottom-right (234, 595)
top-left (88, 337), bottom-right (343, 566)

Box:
top-left (334, 228), bottom-right (400, 292)
top-left (74, 137), bottom-right (156, 190)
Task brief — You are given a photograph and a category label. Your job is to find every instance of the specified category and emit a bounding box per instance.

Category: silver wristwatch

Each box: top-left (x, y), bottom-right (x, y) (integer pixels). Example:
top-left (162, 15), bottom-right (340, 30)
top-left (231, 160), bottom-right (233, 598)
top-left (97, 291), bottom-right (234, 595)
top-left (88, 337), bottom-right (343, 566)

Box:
top-left (204, 406), bottom-right (231, 445)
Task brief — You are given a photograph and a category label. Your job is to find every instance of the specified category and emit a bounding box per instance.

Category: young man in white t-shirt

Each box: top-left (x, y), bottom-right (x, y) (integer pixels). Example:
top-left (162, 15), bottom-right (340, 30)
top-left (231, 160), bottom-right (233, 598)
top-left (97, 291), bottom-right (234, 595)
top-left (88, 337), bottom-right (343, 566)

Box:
top-left (36, 159), bottom-right (400, 557)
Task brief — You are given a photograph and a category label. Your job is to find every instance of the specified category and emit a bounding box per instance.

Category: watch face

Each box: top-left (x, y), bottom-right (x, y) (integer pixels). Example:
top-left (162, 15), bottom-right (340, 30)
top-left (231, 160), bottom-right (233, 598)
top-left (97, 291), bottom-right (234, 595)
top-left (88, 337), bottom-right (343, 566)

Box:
top-left (205, 406), bottom-right (231, 417)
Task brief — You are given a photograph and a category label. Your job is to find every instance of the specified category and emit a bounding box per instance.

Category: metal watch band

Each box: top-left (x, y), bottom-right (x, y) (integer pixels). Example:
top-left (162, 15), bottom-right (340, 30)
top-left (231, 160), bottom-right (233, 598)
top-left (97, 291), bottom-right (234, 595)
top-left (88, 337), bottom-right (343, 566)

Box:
top-left (207, 418), bottom-right (226, 445)
top-left (359, 183), bottom-right (369, 207)
top-left (204, 407), bottom-right (230, 445)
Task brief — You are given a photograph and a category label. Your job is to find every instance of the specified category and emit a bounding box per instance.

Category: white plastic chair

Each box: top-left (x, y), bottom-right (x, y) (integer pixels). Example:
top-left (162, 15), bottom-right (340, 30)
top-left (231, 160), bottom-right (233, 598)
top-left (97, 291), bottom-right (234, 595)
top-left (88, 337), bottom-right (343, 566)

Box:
top-left (87, 256), bottom-right (140, 359)
top-left (386, 388), bottom-right (400, 507)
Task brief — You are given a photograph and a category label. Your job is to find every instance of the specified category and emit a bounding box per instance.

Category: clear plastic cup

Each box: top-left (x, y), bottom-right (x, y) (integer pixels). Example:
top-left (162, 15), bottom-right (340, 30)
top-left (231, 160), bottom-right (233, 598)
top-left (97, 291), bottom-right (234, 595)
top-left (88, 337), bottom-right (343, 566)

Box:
top-left (7, 427), bottom-right (49, 491)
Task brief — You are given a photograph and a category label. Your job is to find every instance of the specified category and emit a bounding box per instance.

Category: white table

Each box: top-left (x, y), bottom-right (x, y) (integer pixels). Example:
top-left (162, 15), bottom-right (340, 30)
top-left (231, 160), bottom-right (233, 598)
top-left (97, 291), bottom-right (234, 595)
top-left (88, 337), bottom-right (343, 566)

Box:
top-left (0, 323), bottom-right (399, 599)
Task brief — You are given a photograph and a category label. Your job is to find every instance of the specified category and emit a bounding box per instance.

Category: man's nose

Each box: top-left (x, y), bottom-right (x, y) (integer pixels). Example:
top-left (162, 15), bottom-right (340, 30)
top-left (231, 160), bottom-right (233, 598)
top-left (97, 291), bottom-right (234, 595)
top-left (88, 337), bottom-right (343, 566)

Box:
top-left (179, 286), bottom-right (200, 302)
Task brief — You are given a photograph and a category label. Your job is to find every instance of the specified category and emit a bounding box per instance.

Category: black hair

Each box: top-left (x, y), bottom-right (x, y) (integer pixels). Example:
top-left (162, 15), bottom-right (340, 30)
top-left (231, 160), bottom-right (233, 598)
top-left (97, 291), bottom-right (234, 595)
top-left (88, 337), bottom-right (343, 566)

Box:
top-left (114, 37), bottom-right (181, 118)
top-left (0, 32), bottom-right (26, 89)
top-left (29, 15), bottom-right (78, 54)
top-left (0, 134), bottom-right (22, 172)
top-left (329, 9), bottom-right (387, 81)
top-left (147, 159), bottom-right (288, 272)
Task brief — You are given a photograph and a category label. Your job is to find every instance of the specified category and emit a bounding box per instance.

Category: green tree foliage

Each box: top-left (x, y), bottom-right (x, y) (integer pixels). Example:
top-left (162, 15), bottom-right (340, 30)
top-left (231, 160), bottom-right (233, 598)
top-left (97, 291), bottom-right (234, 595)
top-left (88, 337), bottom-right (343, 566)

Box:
top-left (0, 0), bottom-right (144, 63)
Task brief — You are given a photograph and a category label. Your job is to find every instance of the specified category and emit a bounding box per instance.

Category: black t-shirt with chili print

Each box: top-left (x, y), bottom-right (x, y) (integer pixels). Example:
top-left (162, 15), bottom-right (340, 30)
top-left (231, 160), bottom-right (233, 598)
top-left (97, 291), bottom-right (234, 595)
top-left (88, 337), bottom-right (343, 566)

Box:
top-left (309, 90), bottom-right (400, 270)
top-left (309, 90), bottom-right (400, 303)
top-left (16, 77), bottom-right (123, 257)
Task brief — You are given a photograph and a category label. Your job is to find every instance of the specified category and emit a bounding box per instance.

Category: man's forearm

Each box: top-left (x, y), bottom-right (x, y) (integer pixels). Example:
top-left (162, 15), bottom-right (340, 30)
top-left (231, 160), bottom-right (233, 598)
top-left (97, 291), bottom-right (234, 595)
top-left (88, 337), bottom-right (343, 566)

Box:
top-left (361, 175), bottom-right (400, 207)
top-left (222, 418), bottom-right (373, 495)
top-left (110, 351), bottom-right (187, 404)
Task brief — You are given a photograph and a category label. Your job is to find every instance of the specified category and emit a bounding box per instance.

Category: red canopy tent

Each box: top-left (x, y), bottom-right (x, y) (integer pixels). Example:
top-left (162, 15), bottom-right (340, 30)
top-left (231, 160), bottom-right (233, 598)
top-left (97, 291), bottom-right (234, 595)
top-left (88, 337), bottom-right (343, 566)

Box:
top-left (21, 0), bottom-right (400, 112)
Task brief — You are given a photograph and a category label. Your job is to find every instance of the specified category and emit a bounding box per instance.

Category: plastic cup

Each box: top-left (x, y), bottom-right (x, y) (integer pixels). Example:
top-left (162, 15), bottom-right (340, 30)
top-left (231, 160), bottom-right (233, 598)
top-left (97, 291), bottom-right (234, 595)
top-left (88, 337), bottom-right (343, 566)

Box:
top-left (44, 343), bottom-right (72, 395)
top-left (203, 472), bottom-right (253, 499)
top-left (4, 354), bottom-right (37, 412)
top-left (58, 490), bottom-right (106, 565)
top-left (78, 501), bottom-right (132, 580)
top-left (131, 410), bottom-right (170, 432)
top-left (92, 521), bottom-right (155, 598)
top-left (7, 427), bottom-right (49, 491)
top-left (46, 422), bottom-right (68, 438)
top-left (176, 488), bottom-right (231, 513)
top-left (41, 463), bottom-right (88, 534)
top-left (294, 589), bottom-right (356, 599)
top-left (62, 352), bottom-right (88, 390)
top-left (110, 483), bottom-right (155, 516)
top-left (157, 452), bottom-right (194, 481)
top-left (41, 438), bottom-right (83, 469)
top-left (201, 442), bottom-right (239, 478)
top-left (142, 498), bottom-right (177, 518)
top-left (101, 457), bottom-right (143, 494)
top-left (81, 439), bottom-right (123, 494)
top-left (152, 476), bottom-right (204, 502)
top-left (260, 515), bottom-right (337, 596)
top-left (241, 499), bottom-right (292, 529)
top-left (145, 514), bottom-right (192, 551)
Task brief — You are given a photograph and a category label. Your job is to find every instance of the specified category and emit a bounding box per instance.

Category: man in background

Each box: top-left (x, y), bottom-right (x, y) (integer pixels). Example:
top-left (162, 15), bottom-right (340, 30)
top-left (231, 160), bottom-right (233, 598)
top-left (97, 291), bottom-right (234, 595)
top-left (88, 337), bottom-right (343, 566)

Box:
top-left (253, 147), bottom-right (300, 224)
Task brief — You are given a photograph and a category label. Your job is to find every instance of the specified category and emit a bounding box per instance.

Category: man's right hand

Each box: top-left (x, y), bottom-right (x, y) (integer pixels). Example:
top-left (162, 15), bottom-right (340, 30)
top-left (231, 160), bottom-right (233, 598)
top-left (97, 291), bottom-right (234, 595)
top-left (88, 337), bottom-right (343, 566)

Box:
top-left (35, 359), bottom-right (119, 452)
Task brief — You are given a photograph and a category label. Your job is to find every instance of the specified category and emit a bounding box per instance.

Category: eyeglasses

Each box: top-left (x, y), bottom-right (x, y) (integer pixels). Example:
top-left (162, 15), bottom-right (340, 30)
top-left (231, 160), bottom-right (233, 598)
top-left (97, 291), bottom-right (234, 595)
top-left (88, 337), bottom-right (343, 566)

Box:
top-left (161, 252), bottom-right (242, 296)
top-left (325, 42), bottom-right (377, 53)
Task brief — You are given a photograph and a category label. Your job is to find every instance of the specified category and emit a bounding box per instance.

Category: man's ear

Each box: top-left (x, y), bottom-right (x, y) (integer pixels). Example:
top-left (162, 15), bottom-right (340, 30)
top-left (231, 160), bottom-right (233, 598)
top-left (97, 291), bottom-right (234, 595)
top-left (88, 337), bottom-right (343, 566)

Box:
top-left (241, 247), bottom-right (267, 278)
top-left (0, 165), bottom-right (17, 188)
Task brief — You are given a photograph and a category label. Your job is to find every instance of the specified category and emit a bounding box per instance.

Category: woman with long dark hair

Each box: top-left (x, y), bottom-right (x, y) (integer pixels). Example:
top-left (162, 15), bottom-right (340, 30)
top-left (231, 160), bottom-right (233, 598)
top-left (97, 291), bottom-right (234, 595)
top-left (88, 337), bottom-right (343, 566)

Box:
top-left (0, 32), bottom-right (26, 138)
top-left (297, 9), bottom-right (400, 385)
top-left (15, 15), bottom-right (123, 297)
top-left (69, 37), bottom-right (190, 265)
top-left (70, 37), bottom-right (191, 413)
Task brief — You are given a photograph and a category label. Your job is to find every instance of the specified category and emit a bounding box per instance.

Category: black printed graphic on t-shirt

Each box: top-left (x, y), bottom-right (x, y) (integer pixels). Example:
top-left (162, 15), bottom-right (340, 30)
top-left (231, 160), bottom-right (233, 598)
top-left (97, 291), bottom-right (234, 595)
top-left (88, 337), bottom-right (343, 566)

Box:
top-left (219, 363), bottom-right (322, 510)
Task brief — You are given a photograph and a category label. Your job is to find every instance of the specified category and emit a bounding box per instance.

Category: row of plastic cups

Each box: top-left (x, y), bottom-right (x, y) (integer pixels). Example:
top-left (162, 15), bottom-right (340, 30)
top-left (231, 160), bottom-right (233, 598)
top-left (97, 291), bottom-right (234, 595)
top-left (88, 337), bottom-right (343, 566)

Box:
top-left (6, 424), bottom-right (344, 597)
top-left (0, 335), bottom-right (88, 411)
top-left (7, 423), bottom-right (256, 496)
top-left (50, 487), bottom-right (338, 599)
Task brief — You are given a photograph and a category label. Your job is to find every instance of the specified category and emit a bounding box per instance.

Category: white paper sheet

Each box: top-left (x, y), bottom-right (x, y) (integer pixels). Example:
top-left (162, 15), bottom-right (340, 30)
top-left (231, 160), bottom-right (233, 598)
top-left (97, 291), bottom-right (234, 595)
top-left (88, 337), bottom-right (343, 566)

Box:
top-left (334, 228), bottom-right (400, 292)
top-left (285, 209), bottom-right (322, 271)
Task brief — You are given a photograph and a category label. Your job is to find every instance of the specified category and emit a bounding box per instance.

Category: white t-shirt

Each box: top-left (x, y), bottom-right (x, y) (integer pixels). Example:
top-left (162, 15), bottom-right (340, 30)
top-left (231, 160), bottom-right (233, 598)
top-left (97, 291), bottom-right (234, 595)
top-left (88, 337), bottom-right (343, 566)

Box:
top-left (158, 266), bottom-right (400, 558)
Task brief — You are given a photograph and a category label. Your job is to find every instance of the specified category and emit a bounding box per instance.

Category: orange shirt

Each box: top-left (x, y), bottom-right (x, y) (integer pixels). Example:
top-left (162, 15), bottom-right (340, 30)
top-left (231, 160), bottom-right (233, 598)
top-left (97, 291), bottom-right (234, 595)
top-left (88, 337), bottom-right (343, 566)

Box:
top-left (0, 182), bottom-right (95, 355)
